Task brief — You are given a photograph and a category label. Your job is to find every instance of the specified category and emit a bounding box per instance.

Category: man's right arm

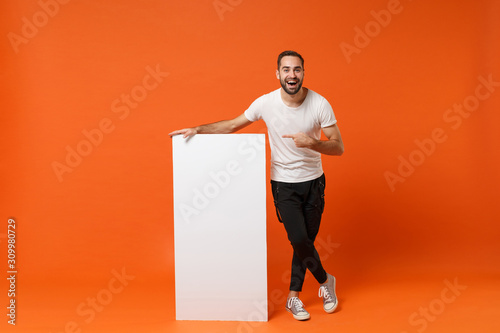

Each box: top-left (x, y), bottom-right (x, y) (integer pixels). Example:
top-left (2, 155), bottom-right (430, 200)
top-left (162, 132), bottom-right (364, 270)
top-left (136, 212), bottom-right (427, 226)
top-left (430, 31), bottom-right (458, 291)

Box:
top-left (168, 113), bottom-right (252, 138)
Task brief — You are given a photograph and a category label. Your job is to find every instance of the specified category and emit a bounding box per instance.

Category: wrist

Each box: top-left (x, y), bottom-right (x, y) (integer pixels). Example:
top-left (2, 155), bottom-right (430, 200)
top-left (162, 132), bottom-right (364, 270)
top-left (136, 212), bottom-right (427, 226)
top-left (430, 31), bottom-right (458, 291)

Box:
top-left (310, 138), bottom-right (321, 149)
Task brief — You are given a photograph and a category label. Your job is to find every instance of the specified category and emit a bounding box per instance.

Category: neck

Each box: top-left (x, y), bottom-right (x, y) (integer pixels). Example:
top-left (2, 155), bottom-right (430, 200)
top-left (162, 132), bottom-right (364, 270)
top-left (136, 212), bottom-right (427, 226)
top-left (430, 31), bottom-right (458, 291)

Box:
top-left (280, 87), bottom-right (308, 108)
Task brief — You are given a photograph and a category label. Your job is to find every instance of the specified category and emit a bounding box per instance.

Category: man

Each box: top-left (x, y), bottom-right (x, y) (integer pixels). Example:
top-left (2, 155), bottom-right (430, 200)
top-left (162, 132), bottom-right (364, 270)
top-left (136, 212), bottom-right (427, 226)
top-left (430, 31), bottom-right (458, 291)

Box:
top-left (169, 50), bottom-right (344, 321)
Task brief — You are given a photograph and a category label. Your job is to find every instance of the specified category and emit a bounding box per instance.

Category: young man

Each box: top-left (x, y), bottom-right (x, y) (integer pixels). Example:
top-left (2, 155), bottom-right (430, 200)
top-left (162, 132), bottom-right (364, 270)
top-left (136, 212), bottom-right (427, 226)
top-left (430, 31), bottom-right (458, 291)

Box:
top-left (169, 50), bottom-right (344, 321)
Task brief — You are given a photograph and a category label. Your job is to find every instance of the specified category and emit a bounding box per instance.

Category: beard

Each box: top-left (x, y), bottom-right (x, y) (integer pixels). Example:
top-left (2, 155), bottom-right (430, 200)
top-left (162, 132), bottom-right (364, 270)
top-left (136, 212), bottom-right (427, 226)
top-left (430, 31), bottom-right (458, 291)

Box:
top-left (280, 77), bottom-right (303, 95)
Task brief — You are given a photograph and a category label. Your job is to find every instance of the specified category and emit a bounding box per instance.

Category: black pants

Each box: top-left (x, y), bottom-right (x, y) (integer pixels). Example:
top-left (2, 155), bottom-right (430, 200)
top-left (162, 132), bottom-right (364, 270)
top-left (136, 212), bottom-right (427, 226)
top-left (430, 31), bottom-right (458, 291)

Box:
top-left (271, 174), bottom-right (328, 292)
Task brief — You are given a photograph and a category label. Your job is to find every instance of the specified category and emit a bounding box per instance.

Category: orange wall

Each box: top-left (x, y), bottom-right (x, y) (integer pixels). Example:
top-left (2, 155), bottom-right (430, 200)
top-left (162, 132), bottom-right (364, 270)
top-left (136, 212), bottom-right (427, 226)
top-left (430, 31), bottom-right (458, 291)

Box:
top-left (1, 0), bottom-right (499, 330)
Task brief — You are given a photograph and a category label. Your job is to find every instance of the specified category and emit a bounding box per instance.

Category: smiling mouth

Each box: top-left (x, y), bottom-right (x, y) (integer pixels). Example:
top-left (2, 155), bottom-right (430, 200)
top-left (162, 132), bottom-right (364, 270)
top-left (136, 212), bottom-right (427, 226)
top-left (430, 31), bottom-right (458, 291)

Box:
top-left (286, 80), bottom-right (298, 87)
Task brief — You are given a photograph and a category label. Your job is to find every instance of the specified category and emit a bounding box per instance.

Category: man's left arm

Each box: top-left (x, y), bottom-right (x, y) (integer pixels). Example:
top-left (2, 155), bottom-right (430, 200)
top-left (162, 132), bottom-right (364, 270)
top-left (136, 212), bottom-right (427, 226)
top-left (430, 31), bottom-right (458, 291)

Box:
top-left (282, 124), bottom-right (344, 156)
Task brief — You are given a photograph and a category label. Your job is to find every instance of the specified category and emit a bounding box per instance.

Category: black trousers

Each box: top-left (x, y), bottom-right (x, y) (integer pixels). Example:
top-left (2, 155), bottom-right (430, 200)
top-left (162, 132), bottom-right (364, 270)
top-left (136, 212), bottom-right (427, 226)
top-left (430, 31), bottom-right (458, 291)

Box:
top-left (271, 174), bottom-right (328, 292)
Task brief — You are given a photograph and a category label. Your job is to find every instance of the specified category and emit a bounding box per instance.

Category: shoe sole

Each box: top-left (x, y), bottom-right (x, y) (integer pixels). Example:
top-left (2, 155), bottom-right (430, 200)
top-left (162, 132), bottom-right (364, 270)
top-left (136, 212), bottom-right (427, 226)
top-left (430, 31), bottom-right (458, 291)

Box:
top-left (286, 308), bottom-right (311, 321)
top-left (324, 301), bottom-right (338, 313)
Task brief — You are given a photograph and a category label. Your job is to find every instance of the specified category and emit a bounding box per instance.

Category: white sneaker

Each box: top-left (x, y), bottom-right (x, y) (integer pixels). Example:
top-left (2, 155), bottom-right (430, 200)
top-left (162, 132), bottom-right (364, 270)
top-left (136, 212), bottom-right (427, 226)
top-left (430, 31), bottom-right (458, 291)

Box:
top-left (285, 297), bottom-right (310, 321)
top-left (319, 273), bottom-right (338, 313)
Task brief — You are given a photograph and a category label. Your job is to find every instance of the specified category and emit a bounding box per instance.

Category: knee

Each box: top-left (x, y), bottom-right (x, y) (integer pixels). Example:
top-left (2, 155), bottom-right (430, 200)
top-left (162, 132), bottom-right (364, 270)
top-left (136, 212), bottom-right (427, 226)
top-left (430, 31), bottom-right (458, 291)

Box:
top-left (289, 234), bottom-right (312, 250)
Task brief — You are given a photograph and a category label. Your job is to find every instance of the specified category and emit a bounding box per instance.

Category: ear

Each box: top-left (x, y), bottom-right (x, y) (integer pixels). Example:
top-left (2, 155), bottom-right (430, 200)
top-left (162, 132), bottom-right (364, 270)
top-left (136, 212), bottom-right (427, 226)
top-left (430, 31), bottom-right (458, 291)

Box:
top-left (276, 69), bottom-right (280, 79)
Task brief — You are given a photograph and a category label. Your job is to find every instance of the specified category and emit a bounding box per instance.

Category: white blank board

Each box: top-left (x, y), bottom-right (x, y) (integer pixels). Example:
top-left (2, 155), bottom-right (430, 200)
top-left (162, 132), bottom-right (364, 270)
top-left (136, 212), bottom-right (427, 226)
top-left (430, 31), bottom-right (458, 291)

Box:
top-left (172, 134), bottom-right (267, 321)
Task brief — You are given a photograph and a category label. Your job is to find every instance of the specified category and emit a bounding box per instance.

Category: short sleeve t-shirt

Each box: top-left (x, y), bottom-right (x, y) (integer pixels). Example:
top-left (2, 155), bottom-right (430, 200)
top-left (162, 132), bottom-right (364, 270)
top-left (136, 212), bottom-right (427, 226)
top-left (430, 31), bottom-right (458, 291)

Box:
top-left (244, 88), bottom-right (337, 183)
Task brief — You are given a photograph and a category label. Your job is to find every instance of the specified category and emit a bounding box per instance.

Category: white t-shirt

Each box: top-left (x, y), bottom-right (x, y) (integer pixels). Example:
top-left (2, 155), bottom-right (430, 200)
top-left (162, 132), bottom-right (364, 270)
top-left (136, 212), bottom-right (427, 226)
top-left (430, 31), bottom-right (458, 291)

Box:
top-left (244, 88), bottom-right (337, 183)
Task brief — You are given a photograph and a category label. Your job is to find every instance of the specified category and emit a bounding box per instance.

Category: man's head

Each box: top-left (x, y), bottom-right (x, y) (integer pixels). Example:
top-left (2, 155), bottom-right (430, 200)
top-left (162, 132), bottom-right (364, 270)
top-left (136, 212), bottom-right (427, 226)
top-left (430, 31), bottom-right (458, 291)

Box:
top-left (277, 50), bottom-right (304, 70)
top-left (276, 50), bottom-right (305, 96)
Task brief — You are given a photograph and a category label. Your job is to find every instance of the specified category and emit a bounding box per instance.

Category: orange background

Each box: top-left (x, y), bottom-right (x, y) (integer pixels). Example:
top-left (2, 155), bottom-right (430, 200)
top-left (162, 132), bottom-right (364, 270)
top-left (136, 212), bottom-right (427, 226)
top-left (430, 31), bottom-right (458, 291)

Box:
top-left (1, 0), bottom-right (499, 332)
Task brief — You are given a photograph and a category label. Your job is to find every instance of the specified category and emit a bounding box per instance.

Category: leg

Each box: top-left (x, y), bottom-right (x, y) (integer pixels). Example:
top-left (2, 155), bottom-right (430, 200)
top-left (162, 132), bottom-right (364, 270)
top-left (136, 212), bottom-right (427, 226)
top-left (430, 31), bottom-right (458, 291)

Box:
top-left (302, 173), bottom-right (328, 284)
top-left (304, 175), bottom-right (338, 313)
top-left (271, 179), bottom-right (327, 291)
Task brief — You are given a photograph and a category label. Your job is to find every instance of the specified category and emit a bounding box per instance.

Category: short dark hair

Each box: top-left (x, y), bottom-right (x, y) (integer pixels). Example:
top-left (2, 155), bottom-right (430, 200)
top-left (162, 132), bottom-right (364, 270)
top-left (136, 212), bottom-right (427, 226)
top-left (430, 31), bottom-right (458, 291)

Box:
top-left (277, 50), bottom-right (304, 70)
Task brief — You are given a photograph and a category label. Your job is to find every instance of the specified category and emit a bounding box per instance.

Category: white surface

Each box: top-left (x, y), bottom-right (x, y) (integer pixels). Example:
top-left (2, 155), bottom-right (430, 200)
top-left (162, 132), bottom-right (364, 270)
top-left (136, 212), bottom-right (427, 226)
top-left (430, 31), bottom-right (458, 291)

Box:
top-left (172, 134), bottom-right (267, 321)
